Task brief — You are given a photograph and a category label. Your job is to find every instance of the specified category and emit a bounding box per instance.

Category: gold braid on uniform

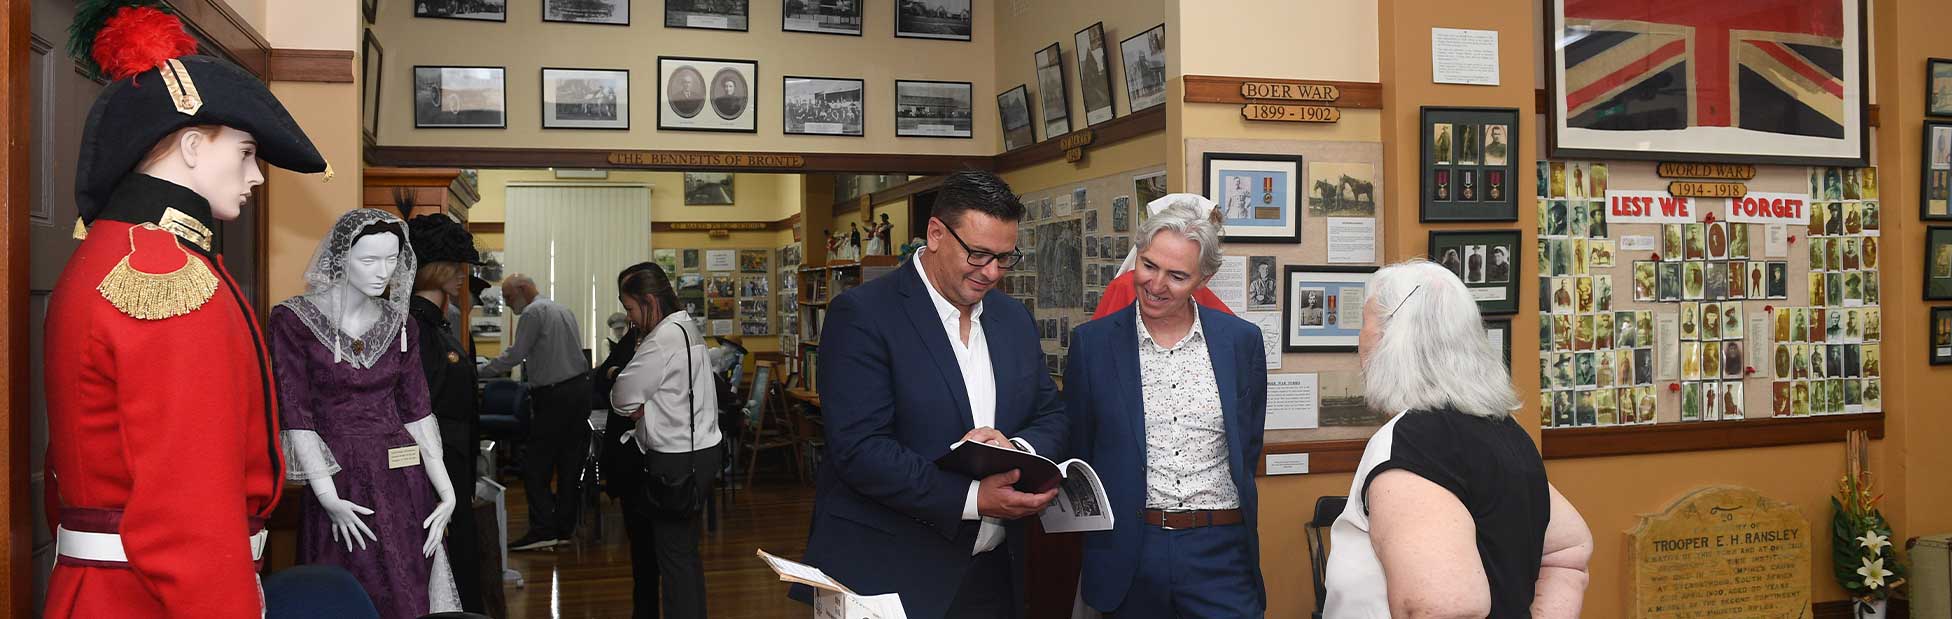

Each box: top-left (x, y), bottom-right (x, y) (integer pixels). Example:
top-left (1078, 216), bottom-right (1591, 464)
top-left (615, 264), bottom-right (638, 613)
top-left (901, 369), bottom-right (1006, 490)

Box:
top-left (96, 225), bottom-right (218, 320)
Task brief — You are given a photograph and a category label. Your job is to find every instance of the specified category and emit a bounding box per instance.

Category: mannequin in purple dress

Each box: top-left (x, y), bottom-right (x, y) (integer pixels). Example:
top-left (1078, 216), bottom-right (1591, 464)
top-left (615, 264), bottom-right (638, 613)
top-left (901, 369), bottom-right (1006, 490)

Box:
top-left (270, 209), bottom-right (460, 618)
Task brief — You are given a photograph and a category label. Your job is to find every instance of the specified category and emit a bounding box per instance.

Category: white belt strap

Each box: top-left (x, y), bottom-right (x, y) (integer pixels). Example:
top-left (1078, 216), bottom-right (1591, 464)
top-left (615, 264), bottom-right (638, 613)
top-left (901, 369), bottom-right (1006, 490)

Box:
top-left (57, 526), bottom-right (267, 563)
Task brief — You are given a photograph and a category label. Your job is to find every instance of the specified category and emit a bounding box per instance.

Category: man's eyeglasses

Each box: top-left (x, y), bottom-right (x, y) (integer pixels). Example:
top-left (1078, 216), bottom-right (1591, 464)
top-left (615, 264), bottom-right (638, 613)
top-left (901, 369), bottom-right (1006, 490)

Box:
top-left (942, 223), bottom-right (1025, 269)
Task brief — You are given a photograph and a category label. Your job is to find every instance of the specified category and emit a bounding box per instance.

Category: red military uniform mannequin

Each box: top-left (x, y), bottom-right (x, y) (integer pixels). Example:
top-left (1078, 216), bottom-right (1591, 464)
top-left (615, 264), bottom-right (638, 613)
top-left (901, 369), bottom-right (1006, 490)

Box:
top-left (44, 197), bottom-right (284, 618)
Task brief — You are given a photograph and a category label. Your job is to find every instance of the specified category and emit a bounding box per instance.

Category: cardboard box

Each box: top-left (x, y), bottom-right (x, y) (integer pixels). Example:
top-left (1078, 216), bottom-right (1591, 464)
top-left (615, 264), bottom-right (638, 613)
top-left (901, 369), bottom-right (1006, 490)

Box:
top-left (757, 549), bottom-right (907, 619)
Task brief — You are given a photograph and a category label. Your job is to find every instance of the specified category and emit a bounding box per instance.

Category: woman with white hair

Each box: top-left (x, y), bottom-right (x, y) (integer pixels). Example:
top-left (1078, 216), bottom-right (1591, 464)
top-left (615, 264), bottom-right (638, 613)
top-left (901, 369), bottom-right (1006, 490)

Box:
top-left (1092, 193), bottom-right (1237, 319)
top-left (1323, 260), bottom-right (1592, 618)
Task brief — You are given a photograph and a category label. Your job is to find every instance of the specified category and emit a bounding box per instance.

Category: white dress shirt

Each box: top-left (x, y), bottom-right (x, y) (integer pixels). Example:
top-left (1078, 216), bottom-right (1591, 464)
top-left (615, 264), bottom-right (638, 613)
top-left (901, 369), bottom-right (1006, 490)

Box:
top-left (610, 310), bottom-right (723, 453)
top-left (913, 258), bottom-right (1016, 555)
top-left (1137, 304), bottom-right (1239, 510)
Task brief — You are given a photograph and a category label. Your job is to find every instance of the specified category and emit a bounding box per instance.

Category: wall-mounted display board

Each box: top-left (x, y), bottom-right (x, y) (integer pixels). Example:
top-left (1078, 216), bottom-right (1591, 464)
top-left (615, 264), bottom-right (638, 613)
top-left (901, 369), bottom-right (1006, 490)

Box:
top-left (1543, 0), bottom-right (1870, 166)
top-left (1421, 106), bottom-right (1519, 221)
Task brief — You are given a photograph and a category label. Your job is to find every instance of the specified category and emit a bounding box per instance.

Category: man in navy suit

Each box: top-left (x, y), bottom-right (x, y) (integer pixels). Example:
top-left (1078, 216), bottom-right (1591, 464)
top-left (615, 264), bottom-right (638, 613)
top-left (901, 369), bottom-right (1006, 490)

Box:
top-left (799, 170), bottom-right (1068, 619)
top-left (1064, 201), bottom-right (1268, 618)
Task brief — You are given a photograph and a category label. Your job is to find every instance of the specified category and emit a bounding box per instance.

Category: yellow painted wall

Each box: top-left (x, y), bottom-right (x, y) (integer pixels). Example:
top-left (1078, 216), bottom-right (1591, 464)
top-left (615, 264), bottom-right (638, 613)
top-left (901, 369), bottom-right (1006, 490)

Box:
top-left (990, 0), bottom-right (1167, 153)
top-left (262, 2), bottom-right (365, 303)
top-left (264, 0), bottom-right (356, 51)
top-left (369, 0), bottom-right (999, 155)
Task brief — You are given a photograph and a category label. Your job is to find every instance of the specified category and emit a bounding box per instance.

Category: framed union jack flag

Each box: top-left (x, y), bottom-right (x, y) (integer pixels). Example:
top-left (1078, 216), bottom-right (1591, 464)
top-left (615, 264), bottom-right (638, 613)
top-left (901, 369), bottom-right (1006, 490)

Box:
top-left (1545, 0), bottom-right (1869, 166)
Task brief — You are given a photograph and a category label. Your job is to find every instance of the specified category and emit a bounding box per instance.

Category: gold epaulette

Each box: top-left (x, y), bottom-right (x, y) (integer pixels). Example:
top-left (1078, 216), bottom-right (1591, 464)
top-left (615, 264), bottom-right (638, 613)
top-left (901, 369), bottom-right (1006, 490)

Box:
top-left (96, 224), bottom-right (217, 320)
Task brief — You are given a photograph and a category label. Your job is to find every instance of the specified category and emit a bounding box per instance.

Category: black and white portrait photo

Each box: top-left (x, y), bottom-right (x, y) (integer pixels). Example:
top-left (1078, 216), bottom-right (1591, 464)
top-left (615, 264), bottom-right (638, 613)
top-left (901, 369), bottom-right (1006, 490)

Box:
top-left (783, 0), bottom-right (861, 35)
top-left (544, 0), bottom-right (627, 25)
top-left (998, 85), bottom-right (1034, 151)
top-left (1487, 245), bottom-right (1511, 283)
top-left (660, 57), bottom-right (756, 132)
top-left (1293, 289), bottom-right (1325, 327)
top-left (542, 68), bottom-right (627, 129)
top-left (666, 0), bottom-right (748, 30)
top-left (1464, 245), bottom-right (1487, 284)
top-left (1119, 24), bottom-right (1166, 112)
top-left (1247, 256), bottom-right (1277, 309)
top-left (416, 0), bottom-right (506, 22)
top-left (895, 0), bottom-right (970, 41)
top-left (413, 66), bottom-right (506, 128)
top-left (783, 76), bottom-right (863, 136)
top-left (895, 80), bottom-right (972, 138)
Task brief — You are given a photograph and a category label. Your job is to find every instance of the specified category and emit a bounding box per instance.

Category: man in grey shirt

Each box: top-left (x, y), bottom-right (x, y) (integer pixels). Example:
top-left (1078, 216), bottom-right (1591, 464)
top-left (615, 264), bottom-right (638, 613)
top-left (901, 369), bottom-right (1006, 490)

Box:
top-left (482, 274), bottom-right (591, 550)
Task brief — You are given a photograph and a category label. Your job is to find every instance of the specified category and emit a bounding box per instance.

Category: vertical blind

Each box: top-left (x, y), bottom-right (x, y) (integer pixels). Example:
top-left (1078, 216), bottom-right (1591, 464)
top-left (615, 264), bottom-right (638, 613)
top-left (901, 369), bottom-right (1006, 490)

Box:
top-left (503, 183), bottom-right (652, 363)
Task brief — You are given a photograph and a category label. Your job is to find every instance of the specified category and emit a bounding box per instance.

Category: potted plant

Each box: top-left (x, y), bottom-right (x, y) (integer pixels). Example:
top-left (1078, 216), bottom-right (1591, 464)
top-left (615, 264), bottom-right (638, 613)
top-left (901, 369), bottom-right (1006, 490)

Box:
top-left (1832, 430), bottom-right (1904, 617)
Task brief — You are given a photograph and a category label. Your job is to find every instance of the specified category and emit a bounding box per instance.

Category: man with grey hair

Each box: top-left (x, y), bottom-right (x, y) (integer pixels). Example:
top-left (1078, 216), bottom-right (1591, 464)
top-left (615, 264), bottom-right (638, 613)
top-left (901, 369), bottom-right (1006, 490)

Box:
top-left (1064, 203), bottom-right (1268, 617)
top-left (482, 273), bottom-right (591, 550)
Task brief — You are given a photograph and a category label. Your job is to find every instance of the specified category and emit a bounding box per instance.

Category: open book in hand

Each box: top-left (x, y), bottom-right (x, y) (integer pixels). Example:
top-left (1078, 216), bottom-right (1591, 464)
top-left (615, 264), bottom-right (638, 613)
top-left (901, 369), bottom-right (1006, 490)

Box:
top-left (934, 440), bottom-right (1113, 533)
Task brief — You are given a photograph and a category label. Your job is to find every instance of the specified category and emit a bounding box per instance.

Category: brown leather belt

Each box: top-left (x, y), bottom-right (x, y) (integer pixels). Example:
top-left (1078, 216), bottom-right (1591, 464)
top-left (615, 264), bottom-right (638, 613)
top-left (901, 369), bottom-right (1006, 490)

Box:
top-left (1142, 508), bottom-right (1243, 530)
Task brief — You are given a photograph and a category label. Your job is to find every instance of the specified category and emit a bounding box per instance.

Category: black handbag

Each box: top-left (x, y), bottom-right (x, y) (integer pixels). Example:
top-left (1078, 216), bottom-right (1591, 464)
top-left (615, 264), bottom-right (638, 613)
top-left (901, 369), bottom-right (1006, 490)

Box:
top-left (641, 321), bottom-right (702, 519)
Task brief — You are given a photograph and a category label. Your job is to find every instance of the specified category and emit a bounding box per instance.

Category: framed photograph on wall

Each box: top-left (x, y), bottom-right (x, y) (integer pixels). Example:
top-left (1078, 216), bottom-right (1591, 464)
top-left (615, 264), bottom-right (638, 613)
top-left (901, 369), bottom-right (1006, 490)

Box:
top-left (1203, 152), bottom-right (1303, 243)
top-left (415, 0), bottom-right (504, 21)
top-left (783, 0), bottom-right (862, 35)
top-left (685, 173), bottom-right (735, 205)
top-left (364, 0), bottom-right (379, 23)
top-left (1421, 106), bottom-right (1518, 221)
top-left (666, 0), bottom-right (747, 30)
top-left (412, 66), bottom-right (505, 128)
top-left (1120, 23), bottom-right (1166, 113)
top-left (783, 76), bottom-right (864, 136)
top-left (1035, 42), bottom-right (1071, 138)
top-left (998, 85), bottom-right (1035, 151)
top-left (894, 80), bottom-right (973, 138)
top-left (1929, 58), bottom-right (1952, 117)
top-left (1282, 265), bottom-right (1375, 352)
top-left (895, 0), bottom-right (971, 41)
top-left (1484, 317), bottom-right (1513, 369)
top-left (545, 0), bottom-right (627, 25)
top-left (1927, 226), bottom-right (1952, 299)
top-left (541, 68), bottom-right (628, 130)
top-left (1429, 229), bottom-right (1522, 314)
top-left (1924, 120), bottom-right (1952, 220)
top-left (1544, 0), bottom-right (1868, 165)
top-left (1073, 22), bottom-right (1117, 126)
top-left (1932, 306), bottom-right (1952, 365)
top-left (360, 30), bottom-right (383, 141)
top-left (658, 57), bottom-right (756, 132)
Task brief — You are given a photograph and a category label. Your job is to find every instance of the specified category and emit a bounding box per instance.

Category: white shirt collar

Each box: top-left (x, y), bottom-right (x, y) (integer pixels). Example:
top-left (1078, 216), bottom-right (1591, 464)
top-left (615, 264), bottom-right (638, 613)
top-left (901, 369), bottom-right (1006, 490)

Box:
top-left (1136, 300), bottom-right (1204, 350)
top-left (915, 255), bottom-right (984, 326)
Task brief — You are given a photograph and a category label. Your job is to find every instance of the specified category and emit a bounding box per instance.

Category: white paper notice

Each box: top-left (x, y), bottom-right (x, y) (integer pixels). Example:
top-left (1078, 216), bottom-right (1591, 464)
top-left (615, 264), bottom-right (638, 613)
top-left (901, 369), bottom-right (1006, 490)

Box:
top-left (689, 15), bottom-right (731, 29)
top-left (706, 249), bottom-right (737, 271)
top-left (1620, 235), bottom-right (1658, 251)
top-left (1431, 28), bottom-right (1500, 86)
top-left (1267, 373), bottom-right (1319, 430)
top-left (1656, 313), bottom-right (1680, 381)
top-left (1470, 287), bottom-right (1509, 302)
top-left (1748, 311), bottom-right (1771, 376)
top-left (1055, 196), bottom-right (1075, 217)
top-left (1244, 311), bottom-right (1284, 369)
top-left (1326, 217), bottom-right (1377, 264)
top-left (1765, 224), bottom-right (1789, 258)
top-left (1604, 190), bottom-right (1699, 224)
top-left (1266, 454), bottom-right (1310, 475)
top-left (1211, 255), bottom-right (1248, 311)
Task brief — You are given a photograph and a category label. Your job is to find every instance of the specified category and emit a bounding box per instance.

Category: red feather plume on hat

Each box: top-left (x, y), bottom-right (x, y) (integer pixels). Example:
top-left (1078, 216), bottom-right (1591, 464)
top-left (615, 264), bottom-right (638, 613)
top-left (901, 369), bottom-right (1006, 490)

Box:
top-left (92, 7), bottom-right (198, 81)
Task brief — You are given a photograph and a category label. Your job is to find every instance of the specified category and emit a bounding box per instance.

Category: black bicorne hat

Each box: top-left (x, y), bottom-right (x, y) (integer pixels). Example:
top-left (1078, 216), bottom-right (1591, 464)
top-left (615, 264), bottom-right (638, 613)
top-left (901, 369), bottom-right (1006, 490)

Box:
top-left (71, 2), bottom-right (327, 223)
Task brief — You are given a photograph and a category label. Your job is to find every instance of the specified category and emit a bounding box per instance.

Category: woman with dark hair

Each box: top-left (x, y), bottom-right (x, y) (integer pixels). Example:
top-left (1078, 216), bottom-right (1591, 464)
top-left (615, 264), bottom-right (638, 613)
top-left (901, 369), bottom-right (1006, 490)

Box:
top-left (609, 262), bottom-right (722, 619)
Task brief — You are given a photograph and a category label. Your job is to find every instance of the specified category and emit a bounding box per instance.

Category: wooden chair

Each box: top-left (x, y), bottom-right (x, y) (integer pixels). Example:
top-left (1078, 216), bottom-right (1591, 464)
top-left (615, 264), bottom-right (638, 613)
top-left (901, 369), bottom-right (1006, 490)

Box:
top-left (741, 364), bottom-right (803, 489)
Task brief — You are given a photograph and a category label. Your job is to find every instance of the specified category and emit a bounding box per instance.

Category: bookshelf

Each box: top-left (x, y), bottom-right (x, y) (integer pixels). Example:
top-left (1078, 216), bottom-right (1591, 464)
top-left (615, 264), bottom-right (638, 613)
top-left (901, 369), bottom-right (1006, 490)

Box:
top-left (794, 255), bottom-right (901, 392)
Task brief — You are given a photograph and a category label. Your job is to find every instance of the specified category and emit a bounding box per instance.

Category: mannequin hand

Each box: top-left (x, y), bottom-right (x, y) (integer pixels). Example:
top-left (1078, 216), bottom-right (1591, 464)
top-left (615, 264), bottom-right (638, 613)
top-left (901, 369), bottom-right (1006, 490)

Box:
top-left (319, 494), bottom-right (378, 552)
top-left (421, 495), bottom-right (455, 557)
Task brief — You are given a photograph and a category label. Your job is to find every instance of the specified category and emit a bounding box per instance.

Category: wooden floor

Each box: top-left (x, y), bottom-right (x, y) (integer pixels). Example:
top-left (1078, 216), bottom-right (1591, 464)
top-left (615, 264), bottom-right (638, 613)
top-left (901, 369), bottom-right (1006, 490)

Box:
top-left (499, 480), bottom-right (816, 618)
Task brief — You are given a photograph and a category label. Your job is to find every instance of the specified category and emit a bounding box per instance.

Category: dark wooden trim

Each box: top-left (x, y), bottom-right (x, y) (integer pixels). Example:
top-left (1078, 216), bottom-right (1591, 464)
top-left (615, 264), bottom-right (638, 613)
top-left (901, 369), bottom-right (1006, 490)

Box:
top-left (165, 0), bottom-right (271, 78)
top-left (366, 145), bottom-right (993, 174)
top-left (1182, 74), bottom-right (1383, 109)
top-left (993, 106), bottom-right (1165, 173)
top-left (268, 48), bottom-right (355, 83)
top-left (465, 222), bottom-right (501, 234)
top-left (651, 218), bottom-right (798, 232)
top-left (1813, 598), bottom-right (1906, 619)
top-left (1256, 438), bottom-right (1368, 476)
top-left (1533, 88), bottom-right (1884, 128)
top-left (1543, 414), bottom-right (1884, 460)
top-left (862, 175), bottom-right (946, 209)
top-left (0, 0), bottom-right (31, 612)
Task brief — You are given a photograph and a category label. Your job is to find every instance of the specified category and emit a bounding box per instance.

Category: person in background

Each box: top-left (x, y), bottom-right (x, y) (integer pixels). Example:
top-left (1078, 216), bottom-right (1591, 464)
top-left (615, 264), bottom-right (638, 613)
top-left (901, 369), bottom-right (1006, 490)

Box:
top-left (796, 170), bottom-right (1068, 619)
top-left (405, 215), bottom-right (487, 612)
top-left (481, 273), bottom-right (591, 550)
top-left (1324, 261), bottom-right (1592, 618)
top-left (594, 309), bottom-right (653, 617)
top-left (1065, 204), bottom-right (1269, 617)
top-left (611, 263), bottom-right (723, 619)
top-left (1093, 194), bottom-right (1234, 320)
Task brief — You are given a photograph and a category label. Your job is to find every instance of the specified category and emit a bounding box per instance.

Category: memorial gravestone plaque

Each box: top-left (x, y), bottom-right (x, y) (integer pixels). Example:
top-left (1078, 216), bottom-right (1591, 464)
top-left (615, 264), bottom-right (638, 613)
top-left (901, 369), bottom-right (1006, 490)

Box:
top-left (1629, 486), bottom-right (1810, 618)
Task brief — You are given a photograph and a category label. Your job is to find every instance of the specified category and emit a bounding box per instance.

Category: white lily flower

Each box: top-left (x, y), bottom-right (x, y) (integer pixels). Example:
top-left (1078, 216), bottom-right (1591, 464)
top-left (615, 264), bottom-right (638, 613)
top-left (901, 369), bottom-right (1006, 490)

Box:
top-left (1858, 556), bottom-right (1892, 590)
top-left (1858, 531), bottom-right (1891, 553)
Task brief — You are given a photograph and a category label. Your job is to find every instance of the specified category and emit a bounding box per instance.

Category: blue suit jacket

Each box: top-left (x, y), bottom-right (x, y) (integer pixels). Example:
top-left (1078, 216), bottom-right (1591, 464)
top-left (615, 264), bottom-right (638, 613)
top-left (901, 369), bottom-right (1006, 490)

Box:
top-left (1063, 304), bottom-right (1267, 613)
top-left (797, 258), bottom-right (1068, 619)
